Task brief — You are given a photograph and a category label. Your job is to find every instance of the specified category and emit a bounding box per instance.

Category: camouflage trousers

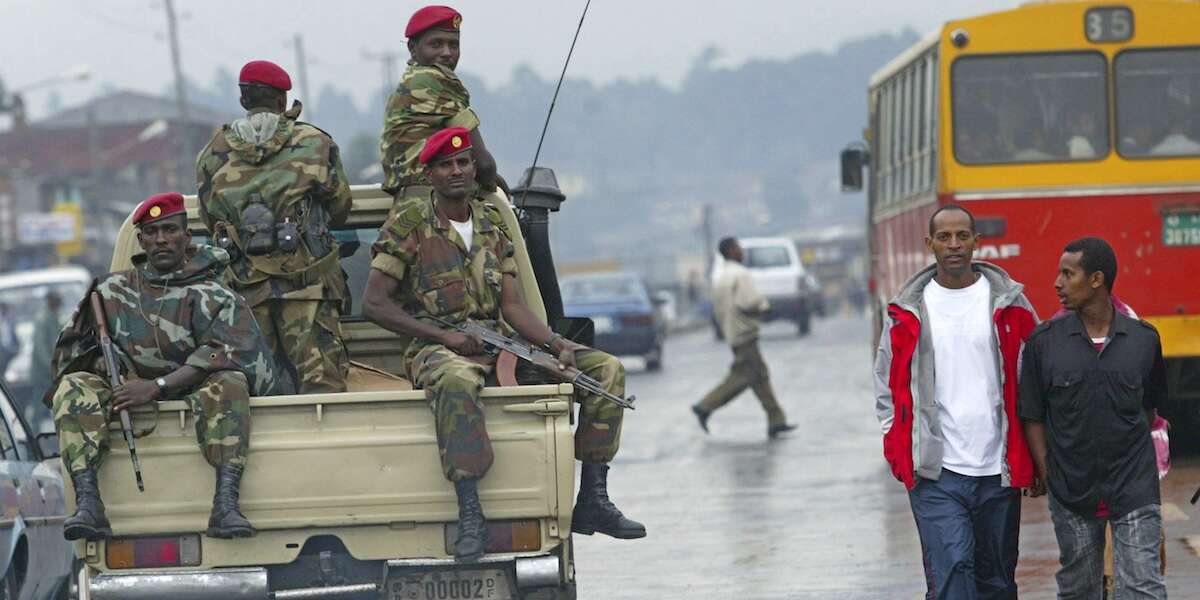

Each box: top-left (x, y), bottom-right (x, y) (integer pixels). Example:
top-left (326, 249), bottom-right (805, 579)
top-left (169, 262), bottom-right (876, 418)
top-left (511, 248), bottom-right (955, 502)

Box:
top-left (411, 345), bottom-right (626, 481)
top-left (52, 370), bottom-right (251, 474)
top-left (253, 298), bottom-right (348, 394)
top-left (697, 340), bottom-right (787, 428)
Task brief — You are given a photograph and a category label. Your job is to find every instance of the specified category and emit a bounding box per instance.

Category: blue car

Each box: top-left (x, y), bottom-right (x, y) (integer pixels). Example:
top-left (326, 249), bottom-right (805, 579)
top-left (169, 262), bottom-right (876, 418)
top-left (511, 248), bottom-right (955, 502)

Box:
top-left (562, 273), bottom-right (665, 371)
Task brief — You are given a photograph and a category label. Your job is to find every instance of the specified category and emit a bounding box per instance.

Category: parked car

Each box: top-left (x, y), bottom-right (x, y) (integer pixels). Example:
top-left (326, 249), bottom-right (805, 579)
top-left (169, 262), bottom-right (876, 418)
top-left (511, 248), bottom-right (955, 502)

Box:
top-left (0, 267), bottom-right (92, 433)
top-left (0, 379), bottom-right (75, 599)
top-left (562, 273), bottom-right (666, 371)
top-left (710, 237), bottom-right (817, 337)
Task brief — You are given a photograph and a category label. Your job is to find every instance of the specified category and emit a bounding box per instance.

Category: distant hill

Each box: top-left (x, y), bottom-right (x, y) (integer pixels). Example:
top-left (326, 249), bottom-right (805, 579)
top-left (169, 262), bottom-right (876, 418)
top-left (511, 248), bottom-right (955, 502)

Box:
top-left (170, 30), bottom-right (921, 261)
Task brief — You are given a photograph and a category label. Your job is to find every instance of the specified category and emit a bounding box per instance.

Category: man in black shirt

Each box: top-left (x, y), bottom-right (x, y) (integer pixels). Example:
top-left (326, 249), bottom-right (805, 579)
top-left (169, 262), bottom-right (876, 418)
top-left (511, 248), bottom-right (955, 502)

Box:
top-left (1020, 237), bottom-right (1168, 599)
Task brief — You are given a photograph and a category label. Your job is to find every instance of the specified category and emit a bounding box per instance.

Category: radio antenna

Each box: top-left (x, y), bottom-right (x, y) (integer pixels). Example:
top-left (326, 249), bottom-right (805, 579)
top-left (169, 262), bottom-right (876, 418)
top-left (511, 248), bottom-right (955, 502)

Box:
top-left (517, 0), bottom-right (591, 203)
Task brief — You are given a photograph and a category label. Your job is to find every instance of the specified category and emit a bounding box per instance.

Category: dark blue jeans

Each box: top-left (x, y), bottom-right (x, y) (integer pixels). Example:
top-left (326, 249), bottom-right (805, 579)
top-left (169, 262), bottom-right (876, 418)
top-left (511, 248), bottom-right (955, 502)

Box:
top-left (909, 470), bottom-right (1021, 600)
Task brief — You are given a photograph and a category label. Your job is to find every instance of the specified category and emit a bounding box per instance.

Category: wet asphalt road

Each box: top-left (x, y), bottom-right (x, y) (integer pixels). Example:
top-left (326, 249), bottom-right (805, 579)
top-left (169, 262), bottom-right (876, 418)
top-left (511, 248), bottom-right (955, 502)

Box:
top-left (573, 314), bottom-right (1200, 599)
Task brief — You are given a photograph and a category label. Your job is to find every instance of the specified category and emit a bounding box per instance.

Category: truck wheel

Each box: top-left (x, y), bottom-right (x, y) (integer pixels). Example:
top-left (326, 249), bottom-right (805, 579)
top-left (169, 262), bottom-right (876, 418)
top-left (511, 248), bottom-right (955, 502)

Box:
top-left (522, 582), bottom-right (577, 599)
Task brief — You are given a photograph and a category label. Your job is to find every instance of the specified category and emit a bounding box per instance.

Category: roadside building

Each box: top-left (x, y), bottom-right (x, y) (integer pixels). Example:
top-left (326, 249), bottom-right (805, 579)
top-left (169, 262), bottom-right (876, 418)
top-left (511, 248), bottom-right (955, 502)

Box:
top-left (0, 91), bottom-right (229, 273)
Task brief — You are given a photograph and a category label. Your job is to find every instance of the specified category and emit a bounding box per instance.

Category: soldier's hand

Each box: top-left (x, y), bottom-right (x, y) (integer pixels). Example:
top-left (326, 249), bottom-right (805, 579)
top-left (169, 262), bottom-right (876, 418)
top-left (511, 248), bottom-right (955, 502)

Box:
top-left (553, 338), bottom-right (587, 370)
top-left (112, 378), bottom-right (161, 412)
top-left (442, 331), bottom-right (485, 356)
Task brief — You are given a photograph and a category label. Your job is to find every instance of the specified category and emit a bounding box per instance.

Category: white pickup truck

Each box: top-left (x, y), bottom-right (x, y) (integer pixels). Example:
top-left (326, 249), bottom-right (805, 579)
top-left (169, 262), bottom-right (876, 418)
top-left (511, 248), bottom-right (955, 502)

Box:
top-left (66, 185), bottom-right (581, 600)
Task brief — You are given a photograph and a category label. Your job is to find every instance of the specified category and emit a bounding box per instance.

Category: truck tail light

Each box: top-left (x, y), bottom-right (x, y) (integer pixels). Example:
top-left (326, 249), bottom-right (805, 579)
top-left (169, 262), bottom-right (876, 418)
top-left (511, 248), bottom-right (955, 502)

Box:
top-left (618, 313), bottom-right (654, 326)
top-left (107, 535), bottom-right (201, 569)
top-left (445, 520), bottom-right (541, 554)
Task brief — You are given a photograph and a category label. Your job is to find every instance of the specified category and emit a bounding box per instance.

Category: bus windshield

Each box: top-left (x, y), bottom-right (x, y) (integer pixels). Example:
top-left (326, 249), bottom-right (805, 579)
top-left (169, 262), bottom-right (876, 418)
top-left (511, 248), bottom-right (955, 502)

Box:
top-left (1116, 47), bottom-right (1200, 158)
top-left (952, 52), bottom-right (1108, 165)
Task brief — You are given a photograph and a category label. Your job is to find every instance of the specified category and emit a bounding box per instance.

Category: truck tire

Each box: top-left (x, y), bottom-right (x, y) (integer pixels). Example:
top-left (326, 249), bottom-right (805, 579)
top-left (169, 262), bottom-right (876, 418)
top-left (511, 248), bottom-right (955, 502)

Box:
top-left (522, 582), bottom-right (577, 599)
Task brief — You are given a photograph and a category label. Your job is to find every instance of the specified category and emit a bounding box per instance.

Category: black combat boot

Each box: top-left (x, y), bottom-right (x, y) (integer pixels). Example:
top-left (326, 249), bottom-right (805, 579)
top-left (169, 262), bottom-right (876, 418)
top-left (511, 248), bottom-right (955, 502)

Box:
top-left (571, 462), bottom-right (646, 539)
top-left (206, 464), bottom-right (256, 539)
top-left (453, 479), bottom-right (488, 563)
top-left (64, 469), bottom-right (112, 541)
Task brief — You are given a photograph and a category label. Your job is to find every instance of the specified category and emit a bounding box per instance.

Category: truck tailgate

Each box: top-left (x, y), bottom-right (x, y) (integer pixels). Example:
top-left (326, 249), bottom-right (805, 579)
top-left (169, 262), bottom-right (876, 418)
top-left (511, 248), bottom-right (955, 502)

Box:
top-left (72, 384), bottom-right (576, 570)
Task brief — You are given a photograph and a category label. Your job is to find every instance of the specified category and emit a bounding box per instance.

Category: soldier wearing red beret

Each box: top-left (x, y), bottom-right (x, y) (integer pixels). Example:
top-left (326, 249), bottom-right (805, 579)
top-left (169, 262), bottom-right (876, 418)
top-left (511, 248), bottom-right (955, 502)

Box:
top-left (196, 60), bottom-right (354, 395)
top-left (380, 5), bottom-right (501, 204)
top-left (50, 192), bottom-right (290, 542)
top-left (364, 126), bottom-right (646, 563)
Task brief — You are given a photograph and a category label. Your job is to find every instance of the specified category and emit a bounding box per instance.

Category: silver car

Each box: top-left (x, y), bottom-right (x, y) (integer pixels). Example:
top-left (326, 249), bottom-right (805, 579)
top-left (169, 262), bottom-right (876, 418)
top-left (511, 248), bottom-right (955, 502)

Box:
top-left (0, 380), bottom-right (74, 599)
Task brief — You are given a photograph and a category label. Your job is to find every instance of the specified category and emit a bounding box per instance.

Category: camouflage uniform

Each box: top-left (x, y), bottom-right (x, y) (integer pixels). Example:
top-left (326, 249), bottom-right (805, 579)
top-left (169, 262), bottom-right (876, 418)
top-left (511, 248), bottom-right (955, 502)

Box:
top-left (196, 103), bottom-right (353, 394)
top-left (46, 245), bottom-right (286, 474)
top-left (379, 61), bottom-right (479, 202)
top-left (371, 190), bottom-right (625, 481)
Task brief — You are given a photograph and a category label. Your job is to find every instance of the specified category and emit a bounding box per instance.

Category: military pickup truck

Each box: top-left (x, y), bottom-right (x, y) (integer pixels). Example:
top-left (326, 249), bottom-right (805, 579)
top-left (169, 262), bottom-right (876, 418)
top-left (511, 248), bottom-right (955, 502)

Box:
top-left (67, 183), bottom-right (584, 600)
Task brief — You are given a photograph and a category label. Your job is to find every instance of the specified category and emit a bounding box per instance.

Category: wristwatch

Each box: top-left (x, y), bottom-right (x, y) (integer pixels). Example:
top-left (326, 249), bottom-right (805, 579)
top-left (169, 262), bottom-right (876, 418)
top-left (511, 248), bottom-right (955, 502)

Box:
top-left (154, 377), bottom-right (169, 397)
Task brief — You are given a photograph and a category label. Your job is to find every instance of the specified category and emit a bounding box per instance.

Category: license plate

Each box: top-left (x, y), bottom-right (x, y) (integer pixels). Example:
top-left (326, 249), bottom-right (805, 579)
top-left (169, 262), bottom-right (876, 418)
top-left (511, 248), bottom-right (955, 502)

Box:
top-left (592, 316), bottom-right (614, 334)
top-left (1164, 213), bottom-right (1200, 246)
top-left (387, 569), bottom-right (512, 600)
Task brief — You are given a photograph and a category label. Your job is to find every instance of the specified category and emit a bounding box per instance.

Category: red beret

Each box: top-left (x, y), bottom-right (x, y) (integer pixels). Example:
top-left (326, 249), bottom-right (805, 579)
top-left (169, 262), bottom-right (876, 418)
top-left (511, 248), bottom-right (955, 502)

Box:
top-left (238, 60), bottom-right (292, 91)
top-left (406, 5), bottom-right (462, 38)
top-left (419, 127), bottom-right (472, 165)
top-left (132, 192), bottom-right (186, 226)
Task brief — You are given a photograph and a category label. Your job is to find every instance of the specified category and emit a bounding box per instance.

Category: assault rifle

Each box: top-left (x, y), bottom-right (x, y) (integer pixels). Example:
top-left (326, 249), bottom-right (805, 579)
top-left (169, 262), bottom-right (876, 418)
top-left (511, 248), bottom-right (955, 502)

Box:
top-left (89, 292), bottom-right (145, 492)
top-left (431, 317), bottom-right (635, 410)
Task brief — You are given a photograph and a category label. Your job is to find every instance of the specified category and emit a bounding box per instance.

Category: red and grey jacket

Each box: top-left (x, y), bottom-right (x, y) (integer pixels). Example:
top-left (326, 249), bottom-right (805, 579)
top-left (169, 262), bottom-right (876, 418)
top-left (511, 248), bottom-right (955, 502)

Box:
top-left (872, 262), bottom-right (1039, 490)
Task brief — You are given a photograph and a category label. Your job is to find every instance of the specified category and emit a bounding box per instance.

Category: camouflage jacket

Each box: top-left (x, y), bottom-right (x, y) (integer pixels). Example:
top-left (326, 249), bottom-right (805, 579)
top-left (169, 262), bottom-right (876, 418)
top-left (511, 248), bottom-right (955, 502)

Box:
top-left (46, 245), bottom-right (290, 404)
top-left (379, 61), bottom-right (480, 195)
top-left (196, 103), bottom-right (353, 307)
top-left (370, 189), bottom-right (517, 377)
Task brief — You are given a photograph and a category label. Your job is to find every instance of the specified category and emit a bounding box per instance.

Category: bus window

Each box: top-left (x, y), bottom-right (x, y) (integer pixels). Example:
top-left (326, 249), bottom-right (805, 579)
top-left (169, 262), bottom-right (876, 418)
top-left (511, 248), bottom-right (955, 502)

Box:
top-left (952, 52), bottom-right (1108, 165)
top-left (1116, 48), bottom-right (1200, 158)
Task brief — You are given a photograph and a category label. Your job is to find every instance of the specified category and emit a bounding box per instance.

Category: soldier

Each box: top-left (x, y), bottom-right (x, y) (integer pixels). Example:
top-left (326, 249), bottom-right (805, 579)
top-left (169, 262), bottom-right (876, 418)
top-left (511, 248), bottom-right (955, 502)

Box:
top-left (379, 5), bottom-right (501, 207)
top-left (197, 59), bottom-right (353, 394)
top-left (47, 193), bottom-right (287, 541)
top-left (362, 128), bottom-right (645, 563)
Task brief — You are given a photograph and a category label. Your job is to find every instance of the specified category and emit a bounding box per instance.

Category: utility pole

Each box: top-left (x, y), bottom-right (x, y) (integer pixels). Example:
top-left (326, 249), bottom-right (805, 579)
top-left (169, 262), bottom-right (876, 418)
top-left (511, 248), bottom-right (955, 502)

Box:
top-left (361, 50), bottom-right (401, 105)
top-left (163, 0), bottom-right (190, 189)
top-left (292, 34), bottom-right (314, 118)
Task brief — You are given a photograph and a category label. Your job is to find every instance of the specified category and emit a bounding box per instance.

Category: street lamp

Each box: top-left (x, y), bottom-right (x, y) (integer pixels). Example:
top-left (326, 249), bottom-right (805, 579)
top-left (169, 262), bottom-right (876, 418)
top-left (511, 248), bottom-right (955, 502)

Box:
top-left (1, 64), bottom-right (92, 127)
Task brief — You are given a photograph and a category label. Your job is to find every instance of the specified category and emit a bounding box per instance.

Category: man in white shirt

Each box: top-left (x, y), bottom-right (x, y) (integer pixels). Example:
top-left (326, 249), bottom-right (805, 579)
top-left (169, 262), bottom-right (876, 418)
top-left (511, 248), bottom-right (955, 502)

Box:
top-left (692, 237), bottom-right (796, 439)
top-left (873, 205), bottom-right (1039, 599)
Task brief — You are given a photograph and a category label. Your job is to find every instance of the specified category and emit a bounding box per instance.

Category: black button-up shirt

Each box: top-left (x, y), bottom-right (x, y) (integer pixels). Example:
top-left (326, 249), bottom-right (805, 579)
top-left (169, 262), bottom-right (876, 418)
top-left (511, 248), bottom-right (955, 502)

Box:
top-left (1018, 309), bottom-right (1168, 518)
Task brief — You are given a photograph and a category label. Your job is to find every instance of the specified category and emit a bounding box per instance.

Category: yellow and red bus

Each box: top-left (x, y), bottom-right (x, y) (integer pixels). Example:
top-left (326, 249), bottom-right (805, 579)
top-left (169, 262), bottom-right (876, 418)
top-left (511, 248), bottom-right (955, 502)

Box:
top-left (842, 0), bottom-right (1200, 425)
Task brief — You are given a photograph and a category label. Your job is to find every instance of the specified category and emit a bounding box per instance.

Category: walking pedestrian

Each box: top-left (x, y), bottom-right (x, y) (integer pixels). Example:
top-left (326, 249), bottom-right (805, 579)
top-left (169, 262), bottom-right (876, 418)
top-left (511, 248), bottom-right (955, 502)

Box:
top-left (692, 237), bottom-right (796, 439)
top-left (873, 205), bottom-right (1039, 599)
top-left (1020, 237), bottom-right (1169, 599)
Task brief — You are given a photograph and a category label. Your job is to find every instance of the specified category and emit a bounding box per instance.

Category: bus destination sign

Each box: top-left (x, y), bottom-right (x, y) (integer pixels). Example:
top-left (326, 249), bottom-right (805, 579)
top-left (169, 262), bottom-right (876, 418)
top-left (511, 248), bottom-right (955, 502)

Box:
top-left (1164, 213), bottom-right (1200, 247)
top-left (1085, 7), bottom-right (1133, 43)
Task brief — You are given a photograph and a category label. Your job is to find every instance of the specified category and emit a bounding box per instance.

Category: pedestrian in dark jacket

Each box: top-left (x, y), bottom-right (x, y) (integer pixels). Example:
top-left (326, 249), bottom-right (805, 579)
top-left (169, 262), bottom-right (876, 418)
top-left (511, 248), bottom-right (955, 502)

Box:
top-left (1020, 237), bottom-right (1168, 598)
top-left (873, 205), bottom-right (1038, 599)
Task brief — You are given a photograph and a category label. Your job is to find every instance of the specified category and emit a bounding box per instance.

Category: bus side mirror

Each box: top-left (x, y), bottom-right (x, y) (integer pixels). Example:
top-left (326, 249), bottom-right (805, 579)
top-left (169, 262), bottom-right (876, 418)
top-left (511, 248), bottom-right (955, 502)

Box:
top-left (840, 145), bottom-right (869, 192)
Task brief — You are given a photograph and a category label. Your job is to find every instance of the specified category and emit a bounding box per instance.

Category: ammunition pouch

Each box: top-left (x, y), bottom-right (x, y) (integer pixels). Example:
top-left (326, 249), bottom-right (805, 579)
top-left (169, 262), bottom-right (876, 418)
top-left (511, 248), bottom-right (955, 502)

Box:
top-left (239, 194), bottom-right (278, 256)
top-left (277, 218), bottom-right (301, 253)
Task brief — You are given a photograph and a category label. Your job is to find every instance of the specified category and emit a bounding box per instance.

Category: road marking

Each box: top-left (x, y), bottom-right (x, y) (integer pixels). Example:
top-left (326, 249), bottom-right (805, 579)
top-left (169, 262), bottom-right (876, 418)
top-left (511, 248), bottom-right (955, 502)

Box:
top-left (1163, 502), bottom-right (1190, 523)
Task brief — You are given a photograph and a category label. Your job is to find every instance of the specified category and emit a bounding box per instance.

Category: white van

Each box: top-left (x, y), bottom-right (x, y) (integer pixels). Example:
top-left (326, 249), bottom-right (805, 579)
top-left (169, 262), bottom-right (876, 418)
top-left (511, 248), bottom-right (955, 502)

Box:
top-left (709, 237), bottom-right (818, 336)
top-left (0, 266), bottom-right (92, 432)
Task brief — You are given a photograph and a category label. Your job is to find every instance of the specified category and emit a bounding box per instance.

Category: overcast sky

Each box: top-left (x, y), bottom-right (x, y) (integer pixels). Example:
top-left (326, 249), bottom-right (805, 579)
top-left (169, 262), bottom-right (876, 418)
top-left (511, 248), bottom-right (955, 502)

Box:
top-left (2, 0), bottom-right (1012, 119)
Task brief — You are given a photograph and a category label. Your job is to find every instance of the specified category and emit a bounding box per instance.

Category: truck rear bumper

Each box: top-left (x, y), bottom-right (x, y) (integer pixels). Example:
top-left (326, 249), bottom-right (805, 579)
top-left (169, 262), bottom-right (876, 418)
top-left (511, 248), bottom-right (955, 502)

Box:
top-left (88, 554), bottom-right (563, 599)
